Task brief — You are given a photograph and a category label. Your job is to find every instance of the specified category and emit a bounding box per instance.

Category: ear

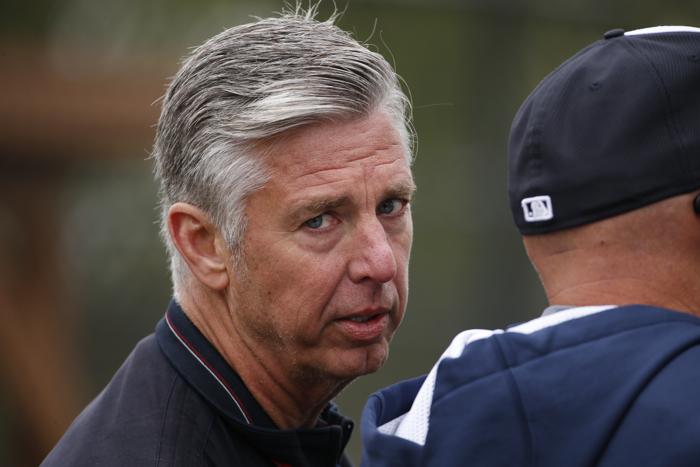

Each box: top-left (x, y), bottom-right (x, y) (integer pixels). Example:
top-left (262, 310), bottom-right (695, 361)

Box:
top-left (167, 202), bottom-right (230, 291)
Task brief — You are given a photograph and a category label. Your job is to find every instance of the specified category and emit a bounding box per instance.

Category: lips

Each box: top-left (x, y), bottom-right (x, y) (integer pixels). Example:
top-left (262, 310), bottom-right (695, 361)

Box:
top-left (335, 309), bottom-right (391, 341)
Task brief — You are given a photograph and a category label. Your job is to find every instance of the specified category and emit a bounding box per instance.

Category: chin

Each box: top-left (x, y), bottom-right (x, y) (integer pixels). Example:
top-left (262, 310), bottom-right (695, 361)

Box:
top-left (331, 343), bottom-right (390, 379)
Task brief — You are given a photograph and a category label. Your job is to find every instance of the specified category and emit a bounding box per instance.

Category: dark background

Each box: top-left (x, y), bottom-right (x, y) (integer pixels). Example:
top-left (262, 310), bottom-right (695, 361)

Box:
top-left (2, 0), bottom-right (699, 464)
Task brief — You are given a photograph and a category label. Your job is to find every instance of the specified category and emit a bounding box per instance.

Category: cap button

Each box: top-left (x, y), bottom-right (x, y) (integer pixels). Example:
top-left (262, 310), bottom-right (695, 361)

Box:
top-left (603, 28), bottom-right (625, 39)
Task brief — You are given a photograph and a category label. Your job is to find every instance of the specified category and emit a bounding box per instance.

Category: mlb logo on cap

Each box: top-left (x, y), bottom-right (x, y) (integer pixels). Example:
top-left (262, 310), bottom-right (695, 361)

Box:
top-left (508, 25), bottom-right (700, 234)
top-left (522, 195), bottom-right (553, 222)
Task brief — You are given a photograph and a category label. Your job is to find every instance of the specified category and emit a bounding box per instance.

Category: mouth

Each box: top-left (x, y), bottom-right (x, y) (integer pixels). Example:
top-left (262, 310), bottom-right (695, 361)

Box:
top-left (335, 310), bottom-right (391, 342)
top-left (347, 315), bottom-right (377, 323)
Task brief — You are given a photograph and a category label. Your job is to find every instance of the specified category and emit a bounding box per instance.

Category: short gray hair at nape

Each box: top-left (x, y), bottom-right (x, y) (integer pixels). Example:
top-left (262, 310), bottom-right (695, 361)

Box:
top-left (152, 4), bottom-right (414, 293)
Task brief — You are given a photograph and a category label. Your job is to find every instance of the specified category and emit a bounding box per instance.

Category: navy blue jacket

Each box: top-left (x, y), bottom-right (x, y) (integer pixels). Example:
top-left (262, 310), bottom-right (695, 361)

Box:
top-left (362, 305), bottom-right (700, 466)
top-left (43, 300), bottom-right (353, 467)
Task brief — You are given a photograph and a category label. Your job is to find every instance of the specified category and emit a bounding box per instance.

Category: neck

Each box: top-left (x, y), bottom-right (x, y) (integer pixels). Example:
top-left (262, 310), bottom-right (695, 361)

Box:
top-left (176, 286), bottom-right (346, 429)
top-left (233, 350), bottom-right (348, 429)
top-left (525, 194), bottom-right (700, 318)
top-left (536, 245), bottom-right (700, 316)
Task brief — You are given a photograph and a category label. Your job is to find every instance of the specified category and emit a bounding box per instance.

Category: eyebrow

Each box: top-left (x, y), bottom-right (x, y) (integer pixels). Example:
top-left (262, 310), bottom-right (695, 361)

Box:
top-left (385, 180), bottom-right (417, 201)
top-left (287, 196), bottom-right (350, 225)
top-left (288, 179), bottom-right (417, 223)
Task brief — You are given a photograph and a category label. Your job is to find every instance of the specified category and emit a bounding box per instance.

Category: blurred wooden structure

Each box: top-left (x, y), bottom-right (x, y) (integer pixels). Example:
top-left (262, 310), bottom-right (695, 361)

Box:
top-left (0, 43), bottom-right (166, 465)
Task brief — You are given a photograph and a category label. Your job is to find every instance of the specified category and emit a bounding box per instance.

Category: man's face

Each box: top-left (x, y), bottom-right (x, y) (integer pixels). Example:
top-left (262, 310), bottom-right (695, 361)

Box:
top-left (227, 110), bottom-right (414, 384)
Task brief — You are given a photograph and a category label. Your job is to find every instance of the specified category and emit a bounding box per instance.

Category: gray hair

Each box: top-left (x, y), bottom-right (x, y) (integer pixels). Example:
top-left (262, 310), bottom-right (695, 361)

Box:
top-left (152, 6), bottom-right (413, 293)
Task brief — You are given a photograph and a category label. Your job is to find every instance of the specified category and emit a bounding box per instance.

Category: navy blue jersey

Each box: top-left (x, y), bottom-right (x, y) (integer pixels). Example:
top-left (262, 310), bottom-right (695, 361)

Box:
top-left (362, 305), bottom-right (700, 466)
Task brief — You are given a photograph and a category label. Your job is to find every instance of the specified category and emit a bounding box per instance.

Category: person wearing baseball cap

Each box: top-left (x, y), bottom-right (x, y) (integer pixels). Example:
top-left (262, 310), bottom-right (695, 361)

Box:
top-left (360, 26), bottom-right (700, 466)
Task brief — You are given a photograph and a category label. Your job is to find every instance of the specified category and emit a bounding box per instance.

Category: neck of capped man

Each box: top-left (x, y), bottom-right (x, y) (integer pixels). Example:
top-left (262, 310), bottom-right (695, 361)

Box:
top-left (523, 192), bottom-right (700, 316)
top-left (166, 110), bottom-right (414, 429)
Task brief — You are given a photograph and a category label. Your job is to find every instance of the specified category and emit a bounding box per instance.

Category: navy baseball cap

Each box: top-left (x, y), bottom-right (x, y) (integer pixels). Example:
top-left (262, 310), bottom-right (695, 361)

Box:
top-left (508, 26), bottom-right (700, 235)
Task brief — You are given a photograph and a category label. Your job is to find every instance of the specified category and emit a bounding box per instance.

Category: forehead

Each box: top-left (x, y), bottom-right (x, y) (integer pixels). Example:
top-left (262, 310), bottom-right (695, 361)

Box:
top-left (262, 111), bottom-right (413, 189)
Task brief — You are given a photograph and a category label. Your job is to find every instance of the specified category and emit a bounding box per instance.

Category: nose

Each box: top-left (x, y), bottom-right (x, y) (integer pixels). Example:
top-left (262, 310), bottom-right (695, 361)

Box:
top-left (348, 217), bottom-right (397, 284)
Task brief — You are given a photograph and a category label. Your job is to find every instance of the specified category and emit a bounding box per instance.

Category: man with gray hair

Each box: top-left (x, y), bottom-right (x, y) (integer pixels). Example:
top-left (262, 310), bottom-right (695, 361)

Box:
top-left (43, 7), bottom-right (415, 466)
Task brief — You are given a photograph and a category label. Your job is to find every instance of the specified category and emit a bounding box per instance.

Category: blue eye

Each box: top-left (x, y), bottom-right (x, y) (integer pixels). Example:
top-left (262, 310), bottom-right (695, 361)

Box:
top-left (304, 214), bottom-right (330, 229)
top-left (377, 199), bottom-right (403, 215)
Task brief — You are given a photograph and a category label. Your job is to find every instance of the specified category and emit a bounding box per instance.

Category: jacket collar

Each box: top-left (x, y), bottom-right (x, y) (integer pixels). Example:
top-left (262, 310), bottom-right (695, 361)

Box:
top-left (156, 299), bottom-right (354, 466)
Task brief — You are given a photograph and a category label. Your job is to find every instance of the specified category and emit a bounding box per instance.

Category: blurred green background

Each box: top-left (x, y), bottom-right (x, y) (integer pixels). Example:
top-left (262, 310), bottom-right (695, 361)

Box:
top-left (2, 0), bottom-right (699, 465)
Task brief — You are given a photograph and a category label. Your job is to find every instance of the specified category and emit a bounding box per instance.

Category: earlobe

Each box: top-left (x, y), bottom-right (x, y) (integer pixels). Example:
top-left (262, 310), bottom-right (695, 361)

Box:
top-left (167, 203), bottom-right (230, 290)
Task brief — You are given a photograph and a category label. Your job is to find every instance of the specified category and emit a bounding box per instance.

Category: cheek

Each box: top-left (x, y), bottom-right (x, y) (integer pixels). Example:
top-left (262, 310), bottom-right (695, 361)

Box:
top-left (393, 226), bottom-right (413, 301)
top-left (248, 249), bottom-right (346, 320)
top-left (394, 224), bottom-right (413, 271)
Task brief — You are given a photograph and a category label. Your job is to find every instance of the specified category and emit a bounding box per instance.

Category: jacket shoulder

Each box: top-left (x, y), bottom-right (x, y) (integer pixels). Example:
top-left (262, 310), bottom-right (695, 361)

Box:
top-left (41, 334), bottom-right (217, 467)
